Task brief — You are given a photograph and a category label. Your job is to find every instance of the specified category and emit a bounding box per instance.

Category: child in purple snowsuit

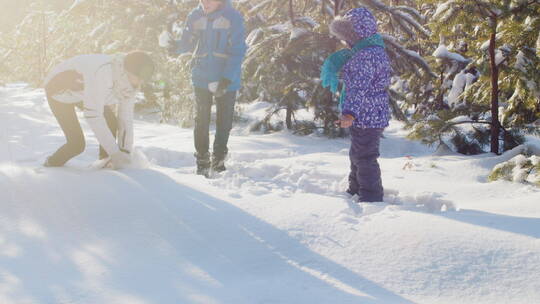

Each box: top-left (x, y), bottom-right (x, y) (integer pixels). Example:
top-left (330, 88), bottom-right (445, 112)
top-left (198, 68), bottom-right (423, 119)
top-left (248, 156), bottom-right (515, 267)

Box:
top-left (329, 7), bottom-right (392, 202)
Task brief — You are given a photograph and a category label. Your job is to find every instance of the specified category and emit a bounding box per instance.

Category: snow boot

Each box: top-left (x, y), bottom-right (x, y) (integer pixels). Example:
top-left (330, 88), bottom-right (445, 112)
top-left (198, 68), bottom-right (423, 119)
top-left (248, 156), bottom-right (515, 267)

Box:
top-left (211, 153), bottom-right (227, 173)
top-left (345, 188), bottom-right (357, 197)
top-left (195, 152), bottom-right (211, 177)
top-left (43, 156), bottom-right (61, 167)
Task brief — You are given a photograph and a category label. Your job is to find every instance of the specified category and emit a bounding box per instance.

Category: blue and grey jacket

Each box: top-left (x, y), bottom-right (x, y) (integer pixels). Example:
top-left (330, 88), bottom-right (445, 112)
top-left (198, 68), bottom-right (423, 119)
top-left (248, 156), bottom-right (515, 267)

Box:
top-left (329, 8), bottom-right (392, 129)
top-left (171, 0), bottom-right (247, 92)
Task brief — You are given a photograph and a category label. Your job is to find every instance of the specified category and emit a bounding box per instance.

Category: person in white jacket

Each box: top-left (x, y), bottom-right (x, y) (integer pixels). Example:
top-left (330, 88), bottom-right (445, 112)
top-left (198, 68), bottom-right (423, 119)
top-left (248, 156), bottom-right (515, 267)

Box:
top-left (42, 51), bottom-right (154, 169)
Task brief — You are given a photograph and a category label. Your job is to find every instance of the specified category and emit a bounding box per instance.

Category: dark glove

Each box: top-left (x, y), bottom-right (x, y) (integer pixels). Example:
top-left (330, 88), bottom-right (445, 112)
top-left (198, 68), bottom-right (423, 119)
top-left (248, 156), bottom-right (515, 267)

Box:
top-left (214, 78), bottom-right (231, 98)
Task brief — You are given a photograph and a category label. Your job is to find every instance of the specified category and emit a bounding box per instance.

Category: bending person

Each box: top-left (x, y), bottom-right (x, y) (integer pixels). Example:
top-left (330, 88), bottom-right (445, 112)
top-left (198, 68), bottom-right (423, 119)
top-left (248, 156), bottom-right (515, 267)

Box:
top-left (43, 51), bottom-right (154, 169)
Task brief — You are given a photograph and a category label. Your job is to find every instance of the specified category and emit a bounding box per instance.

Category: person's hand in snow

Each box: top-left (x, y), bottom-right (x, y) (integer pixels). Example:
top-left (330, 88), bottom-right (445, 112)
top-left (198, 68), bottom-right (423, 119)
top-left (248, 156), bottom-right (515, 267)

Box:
top-left (110, 151), bottom-right (131, 169)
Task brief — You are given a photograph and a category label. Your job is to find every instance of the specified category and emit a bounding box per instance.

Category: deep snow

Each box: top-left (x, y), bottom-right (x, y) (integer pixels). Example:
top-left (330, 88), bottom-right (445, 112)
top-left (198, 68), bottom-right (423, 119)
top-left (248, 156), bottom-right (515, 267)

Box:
top-left (1, 84), bottom-right (539, 304)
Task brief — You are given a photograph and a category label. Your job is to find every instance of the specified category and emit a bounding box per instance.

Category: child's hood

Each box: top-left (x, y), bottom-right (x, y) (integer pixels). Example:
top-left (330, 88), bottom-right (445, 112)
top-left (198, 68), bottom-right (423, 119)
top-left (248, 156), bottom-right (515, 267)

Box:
top-left (346, 7), bottom-right (378, 39)
top-left (330, 7), bottom-right (378, 44)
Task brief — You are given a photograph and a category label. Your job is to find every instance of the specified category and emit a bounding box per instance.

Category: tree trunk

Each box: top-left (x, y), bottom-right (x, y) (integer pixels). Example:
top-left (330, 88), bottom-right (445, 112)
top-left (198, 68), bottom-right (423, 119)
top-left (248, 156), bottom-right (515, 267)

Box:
top-left (488, 22), bottom-right (500, 154)
top-left (334, 0), bottom-right (340, 16)
top-left (284, 92), bottom-right (293, 130)
top-left (40, 2), bottom-right (48, 82)
top-left (438, 68), bottom-right (445, 109)
top-left (286, 103), bottom-right (293, 130)
top-left (289, 0), bottom-right (295, 26)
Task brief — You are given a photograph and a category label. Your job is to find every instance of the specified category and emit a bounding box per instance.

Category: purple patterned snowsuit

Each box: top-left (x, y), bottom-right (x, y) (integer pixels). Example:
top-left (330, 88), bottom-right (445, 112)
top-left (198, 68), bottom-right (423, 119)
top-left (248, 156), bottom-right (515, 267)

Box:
top-left (331, 7), bottom-right (392, 202)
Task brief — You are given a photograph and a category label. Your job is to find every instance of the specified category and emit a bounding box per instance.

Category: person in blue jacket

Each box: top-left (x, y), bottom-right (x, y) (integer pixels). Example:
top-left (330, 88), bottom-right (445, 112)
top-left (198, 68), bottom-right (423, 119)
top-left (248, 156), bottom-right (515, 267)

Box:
top-left (169, 0), bottom-right (247, 177)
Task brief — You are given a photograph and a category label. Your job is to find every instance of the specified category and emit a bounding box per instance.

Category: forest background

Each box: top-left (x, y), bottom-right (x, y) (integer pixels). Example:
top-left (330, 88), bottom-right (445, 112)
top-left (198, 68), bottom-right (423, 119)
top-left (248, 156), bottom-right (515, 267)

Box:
top-left (1, 0), bottom-right (539, 159)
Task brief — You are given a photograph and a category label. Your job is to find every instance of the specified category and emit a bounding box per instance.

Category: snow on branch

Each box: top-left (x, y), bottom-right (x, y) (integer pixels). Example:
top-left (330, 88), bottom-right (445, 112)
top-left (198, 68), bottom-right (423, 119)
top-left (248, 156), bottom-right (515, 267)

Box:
top-left (357, 0), bottom-right (430, 38)
top-left (433, 0), bottom-right (456, 19)
top-left (248, 0), bottom-right (273, 15)
top-left (358, 0), bottom-right (389, 11)
top-left (69, 0), bottom-right (88, 12)
top-left (382, 34), bottom-right (436, 77)
top-left (392, 9), bottom-right (431, 38)
top-left (433, 44), bottom-right (470, 63)
top-left (394, 6), bottom-right (425, 22)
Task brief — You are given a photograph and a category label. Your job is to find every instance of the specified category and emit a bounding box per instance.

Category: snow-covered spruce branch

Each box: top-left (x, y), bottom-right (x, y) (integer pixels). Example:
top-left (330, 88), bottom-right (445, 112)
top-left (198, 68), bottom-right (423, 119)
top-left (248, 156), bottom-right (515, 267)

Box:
top-left (0, 43), bottom-right (17, 51)
top-left (388, 88), bottom-right (408, 122)
top-left (355, 0), bottom-right (388, 11)
top-left (508, 0), bottom-right (540, 15)
top-left (393, 5), bottom-right (425, 23)
top-left (382, 34), bottom-right (436, 77)
top-left (248, 0), bottom-right (273, 14)
top-left (292, 125), bottom-right (334, 135)
top-left (355, 0), bottom-right (430, 38)
top-left (473, 0), bottom-right (499, 18)
top-left (244, 33), bottom-right (287, 66)
top-left (391, 8), bottom-right (431, 38)
top-left (439, 120), bottom-right (492, 134)
top-left (314, 0), bottom-right (336, 16)
top-left (432, 0), bottom-right (456, 20)
top-left (438, 120), bottom-right (515, 143)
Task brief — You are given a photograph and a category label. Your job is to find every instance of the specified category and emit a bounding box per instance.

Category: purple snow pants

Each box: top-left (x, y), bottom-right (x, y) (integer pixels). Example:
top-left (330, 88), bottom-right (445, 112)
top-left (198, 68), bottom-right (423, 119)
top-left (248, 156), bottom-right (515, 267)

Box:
top-left (348, 127), bottom-right (384, 202)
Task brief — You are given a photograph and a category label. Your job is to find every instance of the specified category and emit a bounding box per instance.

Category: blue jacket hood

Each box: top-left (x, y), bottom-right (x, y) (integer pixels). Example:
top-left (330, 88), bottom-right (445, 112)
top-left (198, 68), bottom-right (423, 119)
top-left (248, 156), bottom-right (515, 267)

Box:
top-left (196, 0), bottom-right (233, 16)
top-left (330, 7), bottom-right (379, 45)
top-left (174, 0), bottom-right (246, 91)
top-left (344, 7), bottom-right (378, 39)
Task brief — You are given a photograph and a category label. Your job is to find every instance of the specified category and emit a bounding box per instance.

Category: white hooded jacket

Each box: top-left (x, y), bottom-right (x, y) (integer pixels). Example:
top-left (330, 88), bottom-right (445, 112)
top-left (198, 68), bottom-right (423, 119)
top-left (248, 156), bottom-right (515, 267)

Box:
top-left (43, 54), bottom-right (135, 156)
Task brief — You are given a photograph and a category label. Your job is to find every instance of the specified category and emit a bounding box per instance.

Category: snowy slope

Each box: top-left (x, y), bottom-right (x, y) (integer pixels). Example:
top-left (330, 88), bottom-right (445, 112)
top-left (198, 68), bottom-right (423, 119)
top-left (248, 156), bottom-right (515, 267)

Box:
top-left (1, 84), bottom-right (539, 304)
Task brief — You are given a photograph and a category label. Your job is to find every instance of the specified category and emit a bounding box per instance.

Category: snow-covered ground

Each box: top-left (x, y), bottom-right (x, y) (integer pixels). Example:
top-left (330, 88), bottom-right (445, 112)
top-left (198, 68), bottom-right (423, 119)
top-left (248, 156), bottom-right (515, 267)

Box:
top-left (1, 83), bottom-right (539, 304)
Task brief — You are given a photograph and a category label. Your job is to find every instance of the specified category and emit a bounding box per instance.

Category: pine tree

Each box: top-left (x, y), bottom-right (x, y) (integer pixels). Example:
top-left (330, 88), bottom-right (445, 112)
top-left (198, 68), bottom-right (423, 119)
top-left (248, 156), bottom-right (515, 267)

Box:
top-left (2, 0), bottom-right (435, 137)
top-left (2, 1), bottom-right (57, 85)
top-left (240, 0), bottom-right (339, 135)
top-left (497, 8), bottom-right (540, 131)
top-left (424, 0), bottom-right (540, 154)
top-left (240, 0), bottom-right (434, 135)
top-left (1, 0), bottom-right (197, 125)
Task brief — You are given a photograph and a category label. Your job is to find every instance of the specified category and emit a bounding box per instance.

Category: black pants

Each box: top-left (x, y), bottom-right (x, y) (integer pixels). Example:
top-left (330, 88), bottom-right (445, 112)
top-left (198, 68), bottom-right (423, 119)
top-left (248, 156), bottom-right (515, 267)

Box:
top-left (193, 88), bottom-right (236, 159)
top-left (348, 127), bottom-right (384, 202)
top-left (45, 71), bottom-right (117, 166)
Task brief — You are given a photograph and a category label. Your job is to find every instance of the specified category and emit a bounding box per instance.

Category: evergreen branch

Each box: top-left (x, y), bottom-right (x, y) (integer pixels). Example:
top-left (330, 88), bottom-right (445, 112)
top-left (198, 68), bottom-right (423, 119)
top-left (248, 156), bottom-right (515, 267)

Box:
top-left (357, 0), bottom-right (389, 11)
top-left (388, 91), bottom-right (409, 123)
top-left (393, 6), bottom-right (425, 23)
top-left (440, 120), bottom-right (492, 134)
top-left (0, 44), bottom-right (16, 50)
top-left (440, 120), bottom-right (514, 137)
top-left (382, 34), bottom-right (436, 77)
top-left (390, 8), bottom-right (431, 38)
top-left (248, 0), bottom-right (273, 14)
top-left (473, 0), bottom-right (498, 18)
top-left (292, 125), bottom-right (334, 135)
top-left (508, 0), bottom-right (540, 16)
top-left (358, 0), bottom-right (430, 38)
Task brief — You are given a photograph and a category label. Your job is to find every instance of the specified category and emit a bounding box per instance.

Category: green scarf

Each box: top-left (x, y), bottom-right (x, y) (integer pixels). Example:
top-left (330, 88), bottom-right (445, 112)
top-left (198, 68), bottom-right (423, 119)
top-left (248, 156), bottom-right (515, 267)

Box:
top-left (320, 33), bottom-right (385, 110)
